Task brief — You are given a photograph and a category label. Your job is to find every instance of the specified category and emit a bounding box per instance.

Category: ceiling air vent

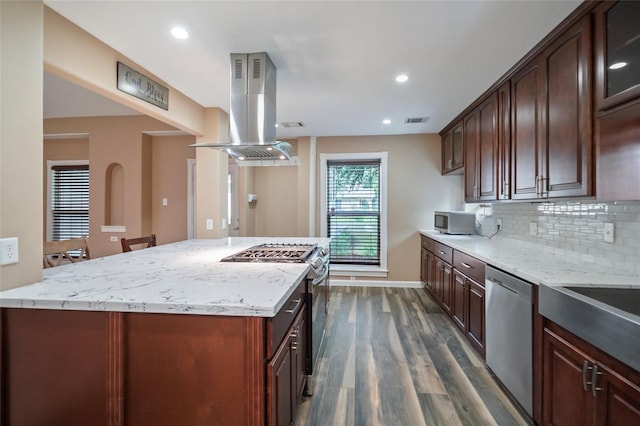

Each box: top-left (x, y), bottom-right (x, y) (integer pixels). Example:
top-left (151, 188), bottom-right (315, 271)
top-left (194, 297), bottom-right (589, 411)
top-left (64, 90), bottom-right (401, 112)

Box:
top-left (234, 59), bottom-right (243, 80)
top-left (253, 58), bottom-right (261, 79)
top-left (280, 122), bottom-right (305, 128)
top-left (404, 117), bottom-right (430, 124)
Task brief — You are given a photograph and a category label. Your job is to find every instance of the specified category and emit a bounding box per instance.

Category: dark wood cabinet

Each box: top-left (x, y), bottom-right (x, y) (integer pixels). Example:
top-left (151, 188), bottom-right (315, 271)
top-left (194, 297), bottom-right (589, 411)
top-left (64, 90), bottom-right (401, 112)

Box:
top-left (452, 270), bottom-right (485, 357)
top-left (465, 93), bottom-right (499, 202)
top-left (542, 322), bottom-right (640, 426)
top-left (268, 305), bottom-right (307, 426)
top-left (498, 82), bottom-right (512, 200)
top-left (442, 122), bottom-right (464, 175)
top-left (510, 15), bottom-right (592, 200)
top-left (420, 236), bottom-right (485, 359)
top-left (541, 15), bottom-right (593, 198)
top-left (595, 1), bottom-right (640, 111)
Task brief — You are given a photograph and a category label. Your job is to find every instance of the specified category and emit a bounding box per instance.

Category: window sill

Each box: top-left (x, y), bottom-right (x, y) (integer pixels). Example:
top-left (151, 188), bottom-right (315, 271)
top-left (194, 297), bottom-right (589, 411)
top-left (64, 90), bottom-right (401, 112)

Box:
top-left (329, 264), bottom-right (388, 278)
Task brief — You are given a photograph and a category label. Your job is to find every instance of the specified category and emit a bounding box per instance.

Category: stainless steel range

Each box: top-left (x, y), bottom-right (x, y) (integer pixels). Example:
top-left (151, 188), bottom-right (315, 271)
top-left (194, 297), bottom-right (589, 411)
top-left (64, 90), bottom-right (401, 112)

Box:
top-left (221, 242), bottom-right (330, 395)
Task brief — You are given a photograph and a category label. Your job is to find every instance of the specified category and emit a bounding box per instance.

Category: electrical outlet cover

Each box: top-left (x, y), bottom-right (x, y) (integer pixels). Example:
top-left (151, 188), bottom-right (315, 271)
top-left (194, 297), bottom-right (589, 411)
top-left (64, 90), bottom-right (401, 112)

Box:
top-left (529, 222), bottom-right (538, 236)
top-left (0, 237), bottom-right (19, 265)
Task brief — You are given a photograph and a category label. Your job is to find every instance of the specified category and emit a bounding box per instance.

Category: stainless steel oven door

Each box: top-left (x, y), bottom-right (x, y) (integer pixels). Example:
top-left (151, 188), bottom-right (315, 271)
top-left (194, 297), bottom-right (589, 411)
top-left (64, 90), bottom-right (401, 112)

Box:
top-left (305, 263), bottom-right (329, 396)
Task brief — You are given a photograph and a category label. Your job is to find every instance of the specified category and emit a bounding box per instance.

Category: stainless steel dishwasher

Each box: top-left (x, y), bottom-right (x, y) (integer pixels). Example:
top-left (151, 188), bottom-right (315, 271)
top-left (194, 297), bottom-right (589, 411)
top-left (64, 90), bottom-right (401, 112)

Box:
top-left (485, 265), bottom-right (533, 417)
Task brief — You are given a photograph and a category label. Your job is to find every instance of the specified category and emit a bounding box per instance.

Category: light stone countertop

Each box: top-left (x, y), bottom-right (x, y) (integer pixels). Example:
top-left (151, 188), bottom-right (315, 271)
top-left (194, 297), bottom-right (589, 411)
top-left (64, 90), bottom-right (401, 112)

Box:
top-left (420, 230), bottom-right (640, 288)
top-left (0, 237), bottom-right (331, 317)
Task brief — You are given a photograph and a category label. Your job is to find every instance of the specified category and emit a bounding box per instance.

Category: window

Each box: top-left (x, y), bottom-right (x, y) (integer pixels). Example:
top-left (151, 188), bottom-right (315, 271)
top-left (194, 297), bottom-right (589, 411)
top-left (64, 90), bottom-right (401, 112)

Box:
top-left (48, 161), bottom-right (89, 242)
top-left (320, 152), bottom-right (387, 276)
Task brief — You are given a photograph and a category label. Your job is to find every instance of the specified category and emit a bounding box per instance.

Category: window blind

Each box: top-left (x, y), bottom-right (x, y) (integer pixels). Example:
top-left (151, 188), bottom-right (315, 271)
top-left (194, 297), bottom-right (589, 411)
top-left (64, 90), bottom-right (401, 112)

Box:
top-left (326, 160), bottom-right (380, 265)
top-left (51, 165), bottom-right (89, 242)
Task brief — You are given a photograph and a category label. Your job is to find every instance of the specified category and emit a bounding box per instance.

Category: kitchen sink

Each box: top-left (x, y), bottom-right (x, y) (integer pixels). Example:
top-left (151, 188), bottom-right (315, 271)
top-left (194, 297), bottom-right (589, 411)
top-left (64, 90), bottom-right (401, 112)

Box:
top-left (564, 286), bottom-right (640, 317)
top-left (539, 284), bottom-right (640, 372)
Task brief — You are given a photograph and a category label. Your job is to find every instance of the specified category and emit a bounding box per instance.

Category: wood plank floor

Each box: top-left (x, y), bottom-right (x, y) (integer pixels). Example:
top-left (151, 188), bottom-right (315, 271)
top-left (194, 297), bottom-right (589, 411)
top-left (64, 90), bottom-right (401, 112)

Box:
top-left (295, 286), bottom-right (530, 426)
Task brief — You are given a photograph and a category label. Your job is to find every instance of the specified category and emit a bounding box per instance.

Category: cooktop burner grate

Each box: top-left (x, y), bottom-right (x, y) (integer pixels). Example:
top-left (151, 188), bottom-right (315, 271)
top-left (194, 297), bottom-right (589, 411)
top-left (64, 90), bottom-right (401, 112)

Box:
top-left (221, 243), bottom-right (317, 263)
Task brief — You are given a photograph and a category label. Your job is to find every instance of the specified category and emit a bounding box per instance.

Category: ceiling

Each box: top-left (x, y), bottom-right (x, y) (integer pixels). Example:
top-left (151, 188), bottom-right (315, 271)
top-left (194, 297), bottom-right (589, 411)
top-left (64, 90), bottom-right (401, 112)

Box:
top-left (44, 0), bottom-right (582, 138)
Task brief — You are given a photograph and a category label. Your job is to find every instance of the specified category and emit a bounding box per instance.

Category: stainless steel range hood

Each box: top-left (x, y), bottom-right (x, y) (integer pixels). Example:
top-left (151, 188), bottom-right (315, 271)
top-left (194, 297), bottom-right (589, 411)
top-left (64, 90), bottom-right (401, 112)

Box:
top-left (191, 52), bottom-right (298, 166)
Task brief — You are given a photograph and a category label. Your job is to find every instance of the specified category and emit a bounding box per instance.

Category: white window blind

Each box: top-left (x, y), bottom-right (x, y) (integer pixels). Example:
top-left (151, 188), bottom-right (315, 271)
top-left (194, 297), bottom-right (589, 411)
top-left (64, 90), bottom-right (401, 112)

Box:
top-left (51, 165), bottom-right (89, 241)
top-left (326, 160), bottom-right (380, 265)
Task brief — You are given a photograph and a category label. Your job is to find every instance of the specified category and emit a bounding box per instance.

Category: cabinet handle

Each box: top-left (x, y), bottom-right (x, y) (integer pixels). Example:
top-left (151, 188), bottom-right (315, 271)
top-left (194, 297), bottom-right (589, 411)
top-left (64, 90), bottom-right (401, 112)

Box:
top-left (582, 361), bottom-right (593, 391)
top-left (535, 176), bottom-right (541, 197)
top-left (285, 298), bottom-right (302, 314)
top-left (439, 250), bottom-right (446, 255)
top-left (591, 365), bottom-right (603, 397)
top-left (540, 176), bottom-right (548, 198)
top-left (461, 262), bottom-right (473, 269)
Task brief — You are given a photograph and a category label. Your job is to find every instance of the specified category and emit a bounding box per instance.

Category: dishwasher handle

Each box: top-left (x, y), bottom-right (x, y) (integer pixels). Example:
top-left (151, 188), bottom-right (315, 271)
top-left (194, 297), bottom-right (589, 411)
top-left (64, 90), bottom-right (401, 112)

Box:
top-left (485, 266), bottom-right (533, 299)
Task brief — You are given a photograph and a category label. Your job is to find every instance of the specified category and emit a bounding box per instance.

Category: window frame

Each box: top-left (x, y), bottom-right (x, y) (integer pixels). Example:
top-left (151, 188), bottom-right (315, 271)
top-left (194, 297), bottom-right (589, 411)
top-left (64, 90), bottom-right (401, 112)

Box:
top-left (320, 152), bottom-right (388, 277)
top-left (46, 160), bottom-right (90, 242)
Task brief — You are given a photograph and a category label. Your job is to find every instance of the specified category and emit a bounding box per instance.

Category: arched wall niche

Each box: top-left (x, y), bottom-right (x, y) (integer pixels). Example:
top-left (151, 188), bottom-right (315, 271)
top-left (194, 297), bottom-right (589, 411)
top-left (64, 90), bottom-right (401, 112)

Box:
top-left (105, 162), bottom-right (124, 226)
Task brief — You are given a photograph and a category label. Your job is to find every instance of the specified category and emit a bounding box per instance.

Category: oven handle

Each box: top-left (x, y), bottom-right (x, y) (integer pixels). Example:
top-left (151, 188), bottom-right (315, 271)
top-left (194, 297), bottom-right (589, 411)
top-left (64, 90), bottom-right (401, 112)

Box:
top-left (312, 264), bottom-right (329, 285)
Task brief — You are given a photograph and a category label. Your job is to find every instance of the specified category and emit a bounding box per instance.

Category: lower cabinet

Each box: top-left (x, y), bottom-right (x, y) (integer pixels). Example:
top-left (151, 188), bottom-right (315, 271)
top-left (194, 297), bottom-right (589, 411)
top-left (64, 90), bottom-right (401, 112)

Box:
top-left (420, 235), bottom-right (485, 358)
top-left (452, 270), bottom-right (486, 357)
top-left (542, 322), bottom-right (640, 426)
top-left (268, 305), bottom-right (307, 426)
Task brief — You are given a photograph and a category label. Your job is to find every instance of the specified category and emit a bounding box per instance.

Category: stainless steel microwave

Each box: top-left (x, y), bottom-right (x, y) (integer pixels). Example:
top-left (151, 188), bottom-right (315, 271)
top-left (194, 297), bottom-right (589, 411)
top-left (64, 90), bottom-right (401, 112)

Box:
top-left (434, 211), bottom-right (476, 235)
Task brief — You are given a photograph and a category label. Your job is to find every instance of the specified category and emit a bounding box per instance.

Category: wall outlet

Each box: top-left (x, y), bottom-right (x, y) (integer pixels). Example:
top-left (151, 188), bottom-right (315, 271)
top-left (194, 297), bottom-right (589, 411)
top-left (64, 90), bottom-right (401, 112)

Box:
top-left (0, 237), bottom-right (19, 265)
top-left (529, 222), bottom-right (538, 236)
top-left (110, 236), bottom-right (119, 242)
top-left (206, 219), bottom-right (214, 230)
top-left (604, 222), bottom-right (615, 243)
top-left (162, 198), bottom-right (168, 206)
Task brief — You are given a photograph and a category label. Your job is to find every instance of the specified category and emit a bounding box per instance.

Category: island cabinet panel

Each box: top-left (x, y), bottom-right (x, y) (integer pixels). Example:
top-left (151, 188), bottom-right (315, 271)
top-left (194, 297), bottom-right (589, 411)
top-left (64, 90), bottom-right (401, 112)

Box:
top-left (1, 309), bottom-right (110, 426)
top-left (125, 313), bottom-right (264, 426)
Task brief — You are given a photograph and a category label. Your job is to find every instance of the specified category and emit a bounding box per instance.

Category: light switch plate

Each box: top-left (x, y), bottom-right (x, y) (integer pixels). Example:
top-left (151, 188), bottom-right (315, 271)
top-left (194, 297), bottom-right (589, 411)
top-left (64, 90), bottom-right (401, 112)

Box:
top-left (0, 237), bottom-right (19, 265)
top-left (604, 222), bottom-right (615, 243)
top-left (529, 222), bottom-right (538, 236)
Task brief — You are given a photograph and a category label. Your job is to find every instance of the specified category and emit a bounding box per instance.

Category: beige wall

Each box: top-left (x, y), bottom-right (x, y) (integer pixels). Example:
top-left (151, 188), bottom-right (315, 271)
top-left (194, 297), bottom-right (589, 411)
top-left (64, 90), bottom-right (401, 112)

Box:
top-left (246, 134), bottom-right (463, 283)
top-left (1, 1), bottom-right (44, 291)
top-left (44, 116), bottom-right (192, 258)
top-left (151, 135), bottom-right (196, 245)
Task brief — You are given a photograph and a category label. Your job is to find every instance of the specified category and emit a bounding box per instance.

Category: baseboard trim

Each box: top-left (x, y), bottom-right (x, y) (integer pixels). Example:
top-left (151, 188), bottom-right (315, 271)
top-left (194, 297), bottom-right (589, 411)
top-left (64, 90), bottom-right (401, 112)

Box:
top-left (329, 279), bottom-right (422, 288)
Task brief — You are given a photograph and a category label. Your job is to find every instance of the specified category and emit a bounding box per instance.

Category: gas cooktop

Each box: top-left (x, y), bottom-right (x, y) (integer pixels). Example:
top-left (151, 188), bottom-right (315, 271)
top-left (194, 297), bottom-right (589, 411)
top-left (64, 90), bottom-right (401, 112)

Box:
top-left (221, 243), bottom-right (318, 263)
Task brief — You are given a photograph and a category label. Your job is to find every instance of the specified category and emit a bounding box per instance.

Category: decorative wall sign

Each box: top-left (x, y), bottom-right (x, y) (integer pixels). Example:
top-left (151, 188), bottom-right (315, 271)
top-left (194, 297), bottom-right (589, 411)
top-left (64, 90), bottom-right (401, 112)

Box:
top-left (117, 62), bottom-right (169, 110)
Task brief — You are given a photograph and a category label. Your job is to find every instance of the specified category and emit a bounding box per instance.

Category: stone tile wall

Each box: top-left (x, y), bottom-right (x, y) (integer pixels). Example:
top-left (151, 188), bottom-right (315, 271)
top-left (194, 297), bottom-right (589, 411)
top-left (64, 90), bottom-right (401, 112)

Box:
top-left (473, 201), bottom-right (640, 274)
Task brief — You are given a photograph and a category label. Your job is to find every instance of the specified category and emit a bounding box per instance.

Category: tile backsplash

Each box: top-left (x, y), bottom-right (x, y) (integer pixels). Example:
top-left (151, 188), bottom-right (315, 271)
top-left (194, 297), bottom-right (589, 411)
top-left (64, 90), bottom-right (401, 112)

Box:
top-left (474, 201), bottom-right (640, 274)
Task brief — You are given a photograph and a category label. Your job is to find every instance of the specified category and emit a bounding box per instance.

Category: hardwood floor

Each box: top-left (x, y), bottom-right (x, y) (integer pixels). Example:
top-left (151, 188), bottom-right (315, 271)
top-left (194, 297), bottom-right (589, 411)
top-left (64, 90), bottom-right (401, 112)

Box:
top-left (295, 286), bottom-right (529, 426)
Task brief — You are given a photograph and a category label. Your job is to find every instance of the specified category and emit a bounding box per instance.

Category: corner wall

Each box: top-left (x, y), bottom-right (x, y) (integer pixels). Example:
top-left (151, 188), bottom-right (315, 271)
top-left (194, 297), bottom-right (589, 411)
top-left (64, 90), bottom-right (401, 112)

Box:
top-left (1, 1), bottom-right (44, 291)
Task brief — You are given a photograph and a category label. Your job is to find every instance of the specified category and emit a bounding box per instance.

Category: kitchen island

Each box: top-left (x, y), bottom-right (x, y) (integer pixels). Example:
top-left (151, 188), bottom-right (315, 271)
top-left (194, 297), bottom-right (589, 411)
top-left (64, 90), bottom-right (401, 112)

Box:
top-left (0, 237), bottom-right (329, 426)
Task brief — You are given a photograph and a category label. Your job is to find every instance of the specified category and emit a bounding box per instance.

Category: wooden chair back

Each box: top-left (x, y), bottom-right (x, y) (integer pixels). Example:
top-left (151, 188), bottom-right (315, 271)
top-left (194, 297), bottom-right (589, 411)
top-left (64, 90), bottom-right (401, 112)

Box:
top-left (43, 237), bottom-right (91, 268)
top-left (121, 234), bottom-right (157, 252)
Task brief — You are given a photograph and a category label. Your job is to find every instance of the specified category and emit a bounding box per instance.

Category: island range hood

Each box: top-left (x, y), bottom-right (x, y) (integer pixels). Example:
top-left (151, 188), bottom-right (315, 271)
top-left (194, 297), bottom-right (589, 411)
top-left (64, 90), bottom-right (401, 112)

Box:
top-left (191, 52), bottom-right (298, 166)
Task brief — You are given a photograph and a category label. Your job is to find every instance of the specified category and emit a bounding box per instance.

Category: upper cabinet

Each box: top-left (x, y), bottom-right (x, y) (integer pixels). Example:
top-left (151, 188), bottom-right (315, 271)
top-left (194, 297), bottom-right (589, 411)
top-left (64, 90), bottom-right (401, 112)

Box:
top-left (442, 122), bottom-right (464, 174)
top-left (465, 93), bottom-right (499, 202)
top-left (512, 15), bottom-right (592, 200)
top-left (595, 1), bottom-right (640, 111)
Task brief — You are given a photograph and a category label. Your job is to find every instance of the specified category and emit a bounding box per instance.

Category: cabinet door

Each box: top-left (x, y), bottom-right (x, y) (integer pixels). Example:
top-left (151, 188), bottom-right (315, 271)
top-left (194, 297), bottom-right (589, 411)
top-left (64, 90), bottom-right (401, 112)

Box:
top-left (451, 271), bottom-right (467, 333)
top-left (441, 262), bottom-right (453, 315)
top-left (464, 110), bottom-right (479, 201)
top-left (478, 94), bottom-right (499, 201)
top-left (543, 327), bottom-right (596, 426)
top-left (595, 362), bottom-right (640, 426)
top-left (426, 250), bottom-right (436, 294)
top-left (498, 82), bottom-right (511, 200)
top-left (511, 59), bottom-right (544, 200)
top-left (541, 15), bottom-right (592, 198)
top-left (420, 248), bottom-right (427, 286)
top-left (452, 123), bottom-right (464, 170)
top-left (268, 334), bottom-right (294, 426)
top-left (434, 259), bottom-right (444, 303)
top-left (442, 130), bottom-right (453, 173)
top-left (466, 279), bottom-right (485, 356)
top-left (292, 307), bottom-right (307, 403)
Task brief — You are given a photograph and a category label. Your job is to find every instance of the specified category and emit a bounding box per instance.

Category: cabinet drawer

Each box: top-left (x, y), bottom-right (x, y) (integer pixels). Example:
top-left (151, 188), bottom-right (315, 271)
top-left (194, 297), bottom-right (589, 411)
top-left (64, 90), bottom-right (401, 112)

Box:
top-left (434, 242), bottom-right (453, 264)
top-left (453, 250), bottom-right (485, 284)
top-left (421, 235), bottom-right (435, 252)
top-left (267, 279), bottom-right (306, 359)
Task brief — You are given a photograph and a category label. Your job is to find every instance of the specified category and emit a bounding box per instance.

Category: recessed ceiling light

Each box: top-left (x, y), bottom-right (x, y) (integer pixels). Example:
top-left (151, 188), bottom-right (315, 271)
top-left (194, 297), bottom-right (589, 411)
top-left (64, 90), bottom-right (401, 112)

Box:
top-left (395, 74), bottom-right (408, 83)
top-left (383, 119), bottom-right (391, 125)
top-left (609, 62), bottom-right (628, 70)
top-left (171, 27), bottom-right (189, 40)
